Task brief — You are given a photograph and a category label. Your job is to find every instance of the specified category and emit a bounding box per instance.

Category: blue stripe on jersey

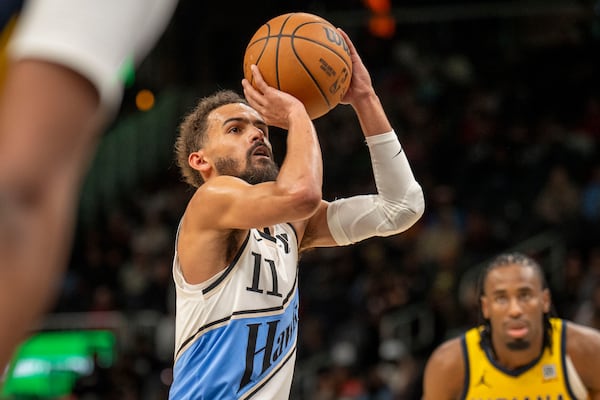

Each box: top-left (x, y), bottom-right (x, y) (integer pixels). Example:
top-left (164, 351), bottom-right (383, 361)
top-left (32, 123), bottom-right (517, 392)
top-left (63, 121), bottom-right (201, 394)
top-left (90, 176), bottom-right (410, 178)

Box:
top-left (169, 289), bottom-right (299, 399)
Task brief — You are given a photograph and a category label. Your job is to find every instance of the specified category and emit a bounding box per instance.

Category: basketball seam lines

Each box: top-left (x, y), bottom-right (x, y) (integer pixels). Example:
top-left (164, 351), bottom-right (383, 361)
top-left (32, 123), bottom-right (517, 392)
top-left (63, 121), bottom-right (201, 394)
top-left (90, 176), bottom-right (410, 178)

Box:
top-left (248, 33), bottom-right (351, 71)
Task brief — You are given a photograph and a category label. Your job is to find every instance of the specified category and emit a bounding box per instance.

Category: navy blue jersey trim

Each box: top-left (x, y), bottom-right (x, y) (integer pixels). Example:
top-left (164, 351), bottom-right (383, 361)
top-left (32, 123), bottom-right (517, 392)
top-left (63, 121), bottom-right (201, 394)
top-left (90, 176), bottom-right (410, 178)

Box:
top-left (202, 231), bottom-right (251, 294)
top-left (480, 329), bottom-right (543, 377)
top-left (0, 0), bottom-right (23, 30)
top-left (286, 222), bottom-right (299, 245)
top-left (242, 345), bottom-right (297, 399)
top-left (560, 320), bottom-right (578, 399)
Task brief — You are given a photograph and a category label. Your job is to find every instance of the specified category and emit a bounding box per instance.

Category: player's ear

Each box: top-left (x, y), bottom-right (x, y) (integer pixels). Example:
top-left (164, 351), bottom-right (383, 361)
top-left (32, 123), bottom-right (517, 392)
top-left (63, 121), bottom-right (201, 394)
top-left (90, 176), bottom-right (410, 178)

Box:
top-left (541, 288), bottom-right (551, 313)
top-left (188, 149), bottom-right (211, 175)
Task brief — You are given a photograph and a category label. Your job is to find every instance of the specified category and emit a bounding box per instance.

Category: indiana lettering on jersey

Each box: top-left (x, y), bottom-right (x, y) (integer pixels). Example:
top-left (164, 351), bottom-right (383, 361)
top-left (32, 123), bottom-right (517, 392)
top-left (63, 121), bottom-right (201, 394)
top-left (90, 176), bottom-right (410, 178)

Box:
top-left (469, 395), bottom-right (567, 400)
top-left (239, 302), bottom-right (299, 390)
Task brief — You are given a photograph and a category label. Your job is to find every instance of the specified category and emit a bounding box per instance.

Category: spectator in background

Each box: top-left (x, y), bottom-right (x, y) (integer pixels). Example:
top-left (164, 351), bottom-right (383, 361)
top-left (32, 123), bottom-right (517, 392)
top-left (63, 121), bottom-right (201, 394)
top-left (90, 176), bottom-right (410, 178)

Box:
top-left (534, 164), bottom-right (580, 227)
top-left (581, 164), bottom-right (600, 225)
top-left (574, 280), bottom-right (600, 332)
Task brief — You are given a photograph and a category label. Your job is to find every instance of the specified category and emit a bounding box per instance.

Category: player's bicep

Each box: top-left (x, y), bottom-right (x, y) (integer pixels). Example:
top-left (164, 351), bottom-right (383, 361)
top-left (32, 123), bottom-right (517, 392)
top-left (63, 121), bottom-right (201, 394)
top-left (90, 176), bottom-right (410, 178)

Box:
top-left (422, 359), bottom-right (452, 400)
top-left (189, 176), bottom-right (318, 231)
top-left (298, 201), bottom-right (337, 251)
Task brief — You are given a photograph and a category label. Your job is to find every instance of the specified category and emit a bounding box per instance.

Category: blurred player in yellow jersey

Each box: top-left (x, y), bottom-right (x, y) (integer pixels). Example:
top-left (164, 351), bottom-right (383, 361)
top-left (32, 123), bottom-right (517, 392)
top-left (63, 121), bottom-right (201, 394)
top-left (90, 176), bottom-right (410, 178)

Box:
top-left (0, 0), bottom-right (178, 369)
top-left (422, 252), bottom-right (600, 399)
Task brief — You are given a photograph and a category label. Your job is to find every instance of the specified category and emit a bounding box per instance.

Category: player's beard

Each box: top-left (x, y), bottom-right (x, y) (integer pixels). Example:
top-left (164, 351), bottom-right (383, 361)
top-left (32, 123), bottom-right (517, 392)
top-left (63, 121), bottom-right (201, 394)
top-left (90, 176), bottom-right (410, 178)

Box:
top-left (214, 147), bottom-right (279, 185)
top-left (506, 339), bottom-right (531, 351)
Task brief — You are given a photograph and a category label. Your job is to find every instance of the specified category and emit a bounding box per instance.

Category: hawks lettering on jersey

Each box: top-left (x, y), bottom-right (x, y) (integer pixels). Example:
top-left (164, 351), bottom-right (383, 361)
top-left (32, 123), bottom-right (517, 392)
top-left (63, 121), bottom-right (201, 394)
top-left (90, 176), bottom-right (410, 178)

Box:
top-left (170, 224), bottom-right (300, 399)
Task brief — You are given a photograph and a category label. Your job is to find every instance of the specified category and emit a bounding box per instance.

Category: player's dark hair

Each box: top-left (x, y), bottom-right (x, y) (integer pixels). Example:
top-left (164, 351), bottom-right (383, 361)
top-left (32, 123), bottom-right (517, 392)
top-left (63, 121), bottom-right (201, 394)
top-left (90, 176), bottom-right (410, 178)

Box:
top-left (477, 252), bottom-right (554, 354)
top-left (175, 90), bottom-right (248, 188)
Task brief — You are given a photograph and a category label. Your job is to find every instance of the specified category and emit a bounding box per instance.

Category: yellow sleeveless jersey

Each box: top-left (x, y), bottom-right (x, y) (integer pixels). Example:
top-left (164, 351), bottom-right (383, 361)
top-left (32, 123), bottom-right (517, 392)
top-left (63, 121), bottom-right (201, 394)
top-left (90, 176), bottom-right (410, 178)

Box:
top-left (461, 318), bottom-right (588, 400)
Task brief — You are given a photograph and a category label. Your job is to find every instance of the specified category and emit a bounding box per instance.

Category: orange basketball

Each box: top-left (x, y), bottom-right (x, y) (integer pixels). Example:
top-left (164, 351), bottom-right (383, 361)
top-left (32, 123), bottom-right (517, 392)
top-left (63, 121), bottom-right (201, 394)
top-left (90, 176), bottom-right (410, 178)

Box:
top-left (243, 12), bottom-right (352, 120)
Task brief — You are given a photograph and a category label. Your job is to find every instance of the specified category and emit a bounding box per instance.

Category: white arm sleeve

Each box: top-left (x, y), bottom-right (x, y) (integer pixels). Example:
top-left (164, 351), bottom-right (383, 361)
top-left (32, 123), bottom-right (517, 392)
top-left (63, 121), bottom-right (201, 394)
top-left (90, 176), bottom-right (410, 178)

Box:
top-left (8, 0), bottom-right (178, 115)
top-left (327, 131), bottom-right (425, 246)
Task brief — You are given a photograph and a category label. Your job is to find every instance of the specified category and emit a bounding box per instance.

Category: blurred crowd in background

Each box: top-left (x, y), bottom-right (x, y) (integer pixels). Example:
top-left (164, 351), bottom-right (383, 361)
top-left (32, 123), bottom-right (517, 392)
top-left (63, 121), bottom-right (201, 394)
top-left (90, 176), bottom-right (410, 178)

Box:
top-left (18, 1), bottom-right (600, 399)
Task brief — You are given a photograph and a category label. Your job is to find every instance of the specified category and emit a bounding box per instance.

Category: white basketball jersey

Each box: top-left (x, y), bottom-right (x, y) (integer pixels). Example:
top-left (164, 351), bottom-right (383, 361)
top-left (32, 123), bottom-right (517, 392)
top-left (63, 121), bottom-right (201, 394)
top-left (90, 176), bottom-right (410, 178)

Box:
top-left (169, 224), bottom-right (299, 399)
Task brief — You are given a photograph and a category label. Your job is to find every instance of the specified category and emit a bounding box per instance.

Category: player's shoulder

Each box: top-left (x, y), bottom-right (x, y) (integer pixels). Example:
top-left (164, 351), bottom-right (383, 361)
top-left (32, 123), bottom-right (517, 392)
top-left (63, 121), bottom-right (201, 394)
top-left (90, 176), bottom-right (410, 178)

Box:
top-left (197, 175), bottom-right (248, 193)
top-left (564, 320), bottom-right (600, 395)
top-left (565, 320), bottom-right (600, 355)
top-left (425, 336), bottom-right (464, 377)
top-left (188, 176), bottom-right (245, 205)
top-left (431, 336), bottom-right (463, 361)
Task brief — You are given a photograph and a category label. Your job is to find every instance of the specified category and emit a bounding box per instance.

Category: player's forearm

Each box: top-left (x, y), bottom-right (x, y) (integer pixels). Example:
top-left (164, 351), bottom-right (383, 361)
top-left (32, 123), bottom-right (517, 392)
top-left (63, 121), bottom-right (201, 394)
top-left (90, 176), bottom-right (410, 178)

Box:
top-left (326, 130), bottom-right (424, 245)
top-left (367, 131), bottom-right (421, 204)
top-left (0, 151), bottom-right (83, 370)
top-left (351, 91), bottom-right (392, 137)
top-left (276, 108), bottom-right (323, 208)
top-left (0, 58), bottom-right (102, 366)
top-left (0, 60), bottom-right (100, 196)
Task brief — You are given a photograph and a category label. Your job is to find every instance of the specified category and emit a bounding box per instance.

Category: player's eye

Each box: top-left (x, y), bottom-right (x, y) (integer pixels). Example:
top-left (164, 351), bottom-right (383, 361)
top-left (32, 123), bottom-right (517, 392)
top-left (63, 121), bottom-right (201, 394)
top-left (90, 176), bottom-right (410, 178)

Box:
top-left (518, 292), bottom-right (532, 302)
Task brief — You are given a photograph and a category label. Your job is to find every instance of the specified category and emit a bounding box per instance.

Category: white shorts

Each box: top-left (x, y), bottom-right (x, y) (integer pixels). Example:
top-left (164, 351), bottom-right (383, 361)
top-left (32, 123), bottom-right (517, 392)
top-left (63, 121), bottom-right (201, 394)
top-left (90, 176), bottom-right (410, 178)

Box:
top-left (8, 0), bottom-right (178, 113)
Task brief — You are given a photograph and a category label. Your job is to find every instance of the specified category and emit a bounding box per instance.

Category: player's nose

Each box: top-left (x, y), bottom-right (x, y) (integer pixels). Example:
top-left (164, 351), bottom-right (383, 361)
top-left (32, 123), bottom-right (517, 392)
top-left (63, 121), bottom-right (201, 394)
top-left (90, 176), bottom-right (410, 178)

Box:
top-left (249, 125), bottom-right (265, 142)
top-left (507, 297), bottom-right (523, 317)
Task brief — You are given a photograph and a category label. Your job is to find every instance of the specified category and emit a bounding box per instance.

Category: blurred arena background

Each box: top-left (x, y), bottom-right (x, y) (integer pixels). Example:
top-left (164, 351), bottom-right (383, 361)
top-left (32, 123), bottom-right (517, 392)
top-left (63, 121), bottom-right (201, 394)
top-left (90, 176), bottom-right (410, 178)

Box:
top-left (2, 0), bottom-right (600, 398)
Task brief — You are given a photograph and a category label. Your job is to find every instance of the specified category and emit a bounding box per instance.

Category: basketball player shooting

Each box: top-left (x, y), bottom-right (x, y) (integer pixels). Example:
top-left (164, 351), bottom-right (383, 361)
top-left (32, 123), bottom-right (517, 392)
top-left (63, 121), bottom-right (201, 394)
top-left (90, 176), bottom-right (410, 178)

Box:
top-left (168, 28), bottom-right (425, 399)
top-left (0, 0), bottom-right (178, 369)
